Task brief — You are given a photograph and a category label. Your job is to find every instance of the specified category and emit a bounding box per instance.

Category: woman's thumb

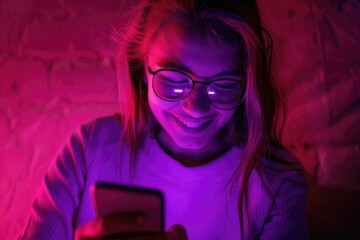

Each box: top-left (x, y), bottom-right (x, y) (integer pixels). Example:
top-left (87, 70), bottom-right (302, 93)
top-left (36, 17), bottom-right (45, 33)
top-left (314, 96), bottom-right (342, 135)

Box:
top-left (166, 224), bottom-right (188, 240)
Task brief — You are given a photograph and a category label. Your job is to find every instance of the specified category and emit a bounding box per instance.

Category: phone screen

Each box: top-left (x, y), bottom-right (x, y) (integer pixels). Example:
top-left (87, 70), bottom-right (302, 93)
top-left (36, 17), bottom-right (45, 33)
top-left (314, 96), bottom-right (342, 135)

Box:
top-left (90, 182), bottom-right (164, 232)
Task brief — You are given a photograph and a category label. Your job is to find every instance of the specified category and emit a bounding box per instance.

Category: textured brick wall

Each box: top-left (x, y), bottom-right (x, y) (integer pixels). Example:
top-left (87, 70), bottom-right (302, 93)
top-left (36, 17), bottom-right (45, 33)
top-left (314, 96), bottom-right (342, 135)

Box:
top-left (264, 0), bottom-right (360, 190)
top-left (0, 0), bottom-right (359, 239)
top-left (258, 1), bottom-right (360, 238)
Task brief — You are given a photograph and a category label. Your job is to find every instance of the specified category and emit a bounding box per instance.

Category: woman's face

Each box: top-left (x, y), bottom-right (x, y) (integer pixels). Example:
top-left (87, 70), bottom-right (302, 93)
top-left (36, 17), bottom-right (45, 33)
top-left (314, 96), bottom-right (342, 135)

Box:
top-left (145, 21), bottom-right (243, 163)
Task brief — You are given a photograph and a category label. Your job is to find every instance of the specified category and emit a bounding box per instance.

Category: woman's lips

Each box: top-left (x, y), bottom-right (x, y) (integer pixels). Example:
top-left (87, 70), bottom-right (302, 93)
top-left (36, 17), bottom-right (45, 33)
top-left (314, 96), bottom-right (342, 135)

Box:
top-left (171, 114), bottom-right (212, 132)
top-left (178, 118), bottom-right (208, 128)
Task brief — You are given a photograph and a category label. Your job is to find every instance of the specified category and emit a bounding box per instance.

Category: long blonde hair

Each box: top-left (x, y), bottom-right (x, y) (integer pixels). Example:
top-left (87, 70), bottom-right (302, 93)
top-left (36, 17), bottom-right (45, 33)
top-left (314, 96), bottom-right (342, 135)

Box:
top-left (116, 0), bottom-right (288, 238)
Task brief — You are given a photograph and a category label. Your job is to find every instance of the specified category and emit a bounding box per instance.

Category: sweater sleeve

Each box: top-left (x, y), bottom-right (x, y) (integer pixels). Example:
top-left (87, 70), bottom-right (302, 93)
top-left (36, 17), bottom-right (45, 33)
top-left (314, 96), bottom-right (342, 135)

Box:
top-left (260, 175), bottom-right (309, 240)
top-left (19, 124), bottom-right (91, 240)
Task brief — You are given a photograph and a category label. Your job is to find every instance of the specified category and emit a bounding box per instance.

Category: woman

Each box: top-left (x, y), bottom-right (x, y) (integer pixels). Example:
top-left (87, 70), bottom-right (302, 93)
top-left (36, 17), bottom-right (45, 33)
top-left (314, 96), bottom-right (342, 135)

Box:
top-left (20, 0), bottom-right (308, 239)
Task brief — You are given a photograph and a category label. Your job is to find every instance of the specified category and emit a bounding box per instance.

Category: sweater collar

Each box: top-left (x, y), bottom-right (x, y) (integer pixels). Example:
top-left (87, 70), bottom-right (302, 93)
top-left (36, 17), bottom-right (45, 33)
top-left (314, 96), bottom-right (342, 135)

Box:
top-left (137, 136), bottom-right (243, 184)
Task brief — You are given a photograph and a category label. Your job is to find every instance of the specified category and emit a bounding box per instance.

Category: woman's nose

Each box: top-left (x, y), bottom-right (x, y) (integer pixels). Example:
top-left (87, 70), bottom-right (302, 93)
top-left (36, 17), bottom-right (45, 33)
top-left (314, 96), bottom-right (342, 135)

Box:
top-left (181, 84), bottom-right (211, 117)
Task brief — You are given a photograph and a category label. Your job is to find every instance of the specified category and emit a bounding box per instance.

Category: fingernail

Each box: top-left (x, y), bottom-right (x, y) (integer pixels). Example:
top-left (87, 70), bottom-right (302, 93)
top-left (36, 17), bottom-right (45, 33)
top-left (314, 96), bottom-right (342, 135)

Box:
top-left (166, 230), bottom-right (178, 240)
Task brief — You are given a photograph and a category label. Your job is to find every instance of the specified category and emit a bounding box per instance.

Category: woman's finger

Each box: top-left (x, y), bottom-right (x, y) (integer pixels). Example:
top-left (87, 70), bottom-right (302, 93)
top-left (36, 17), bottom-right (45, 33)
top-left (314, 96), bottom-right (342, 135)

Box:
top-left (75, 212), bottom-right (147, 239)
top-left (165, 224), bottom-right (188, 240)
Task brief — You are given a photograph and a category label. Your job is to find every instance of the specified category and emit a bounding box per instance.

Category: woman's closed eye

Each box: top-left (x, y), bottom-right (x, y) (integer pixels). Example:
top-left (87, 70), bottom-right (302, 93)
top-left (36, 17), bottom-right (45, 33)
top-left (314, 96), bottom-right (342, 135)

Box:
top-left (161, 76), bottom-right (189, 85)
top-left (211, 81), bottom-right (242, 90)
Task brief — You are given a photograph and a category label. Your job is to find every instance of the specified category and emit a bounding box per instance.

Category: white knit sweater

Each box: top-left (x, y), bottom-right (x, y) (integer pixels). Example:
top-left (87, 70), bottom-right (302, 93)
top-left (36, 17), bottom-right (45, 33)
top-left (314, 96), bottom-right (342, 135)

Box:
top-left (20, 116), bottom-right (309, 239)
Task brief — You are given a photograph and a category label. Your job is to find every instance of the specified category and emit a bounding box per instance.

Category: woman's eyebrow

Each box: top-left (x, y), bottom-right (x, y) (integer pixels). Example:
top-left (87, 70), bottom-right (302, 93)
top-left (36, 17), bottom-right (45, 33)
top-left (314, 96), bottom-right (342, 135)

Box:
top-left (211, 70), bottom-right (245, 79)
top-left (153, 61), bottom-right (245, 79)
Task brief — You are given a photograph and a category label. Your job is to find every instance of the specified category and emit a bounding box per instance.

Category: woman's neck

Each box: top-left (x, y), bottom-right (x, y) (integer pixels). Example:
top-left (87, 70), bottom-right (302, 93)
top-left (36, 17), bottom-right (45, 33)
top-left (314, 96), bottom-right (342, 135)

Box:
top-left (155, 129), bottom-right (233, 167)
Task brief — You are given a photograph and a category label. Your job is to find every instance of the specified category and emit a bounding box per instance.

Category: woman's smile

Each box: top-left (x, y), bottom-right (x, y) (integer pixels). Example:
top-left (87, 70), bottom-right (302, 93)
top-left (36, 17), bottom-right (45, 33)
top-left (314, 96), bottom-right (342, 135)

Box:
top-left (171, 113), bottom-right (213, 132)
top-left (146, 21), bottom-right (241, 160)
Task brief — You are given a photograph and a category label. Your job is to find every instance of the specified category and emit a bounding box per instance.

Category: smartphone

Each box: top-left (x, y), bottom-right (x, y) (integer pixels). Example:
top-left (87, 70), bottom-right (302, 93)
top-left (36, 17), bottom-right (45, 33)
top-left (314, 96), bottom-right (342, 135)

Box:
top-left (90, 182), bottom-right (164, 233)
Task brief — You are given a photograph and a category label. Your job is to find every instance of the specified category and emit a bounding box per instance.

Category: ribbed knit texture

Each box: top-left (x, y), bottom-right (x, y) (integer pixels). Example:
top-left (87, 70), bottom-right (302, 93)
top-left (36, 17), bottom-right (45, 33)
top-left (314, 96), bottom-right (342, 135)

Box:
top-left (20, 116), bottom-right (309, 239)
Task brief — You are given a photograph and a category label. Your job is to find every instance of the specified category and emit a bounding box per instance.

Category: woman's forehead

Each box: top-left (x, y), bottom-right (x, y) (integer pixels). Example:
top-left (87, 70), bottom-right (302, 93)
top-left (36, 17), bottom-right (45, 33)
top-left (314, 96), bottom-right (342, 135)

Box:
top-left (147, 21), bottom-right (243, 78)
top-left (148, 19), bottom-right (242, 54)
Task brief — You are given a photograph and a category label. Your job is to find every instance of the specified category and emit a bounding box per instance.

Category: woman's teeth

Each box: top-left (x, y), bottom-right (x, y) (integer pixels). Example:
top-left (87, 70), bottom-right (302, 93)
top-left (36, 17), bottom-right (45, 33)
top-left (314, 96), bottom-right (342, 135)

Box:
top-left (178, 118), bottom-right (208, 128)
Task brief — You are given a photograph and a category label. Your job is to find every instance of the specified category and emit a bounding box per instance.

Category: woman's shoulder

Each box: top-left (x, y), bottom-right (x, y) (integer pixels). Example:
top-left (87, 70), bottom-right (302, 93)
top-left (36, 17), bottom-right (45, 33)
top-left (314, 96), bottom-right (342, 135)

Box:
top-left (260, 145), bottom-right (308, 189)
top-left (80, 114), bottom-right (124, 149)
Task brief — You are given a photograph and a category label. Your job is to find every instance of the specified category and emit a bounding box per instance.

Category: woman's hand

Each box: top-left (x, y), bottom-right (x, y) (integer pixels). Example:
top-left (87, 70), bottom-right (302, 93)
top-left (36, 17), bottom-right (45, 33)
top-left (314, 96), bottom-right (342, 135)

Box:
top-left (75, 213), bottom-right (187, 240)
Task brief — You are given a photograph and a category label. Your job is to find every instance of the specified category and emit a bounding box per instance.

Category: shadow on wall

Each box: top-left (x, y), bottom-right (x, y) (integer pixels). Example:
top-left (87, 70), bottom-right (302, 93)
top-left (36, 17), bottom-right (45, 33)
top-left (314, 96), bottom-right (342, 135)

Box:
top-left (308, 186), bottom-right (360, 240)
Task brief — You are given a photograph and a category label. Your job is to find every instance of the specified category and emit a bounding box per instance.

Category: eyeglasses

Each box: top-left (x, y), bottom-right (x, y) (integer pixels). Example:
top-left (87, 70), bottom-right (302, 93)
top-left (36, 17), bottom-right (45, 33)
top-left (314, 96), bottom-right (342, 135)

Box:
top-left (147, 65), bottom-right (246, 110)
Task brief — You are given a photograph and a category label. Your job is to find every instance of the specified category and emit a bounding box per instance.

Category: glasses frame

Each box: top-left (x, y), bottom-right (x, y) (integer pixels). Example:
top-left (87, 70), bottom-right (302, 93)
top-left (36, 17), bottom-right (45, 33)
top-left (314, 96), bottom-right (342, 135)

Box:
top-left (147, 65), bottom-right (246, 110)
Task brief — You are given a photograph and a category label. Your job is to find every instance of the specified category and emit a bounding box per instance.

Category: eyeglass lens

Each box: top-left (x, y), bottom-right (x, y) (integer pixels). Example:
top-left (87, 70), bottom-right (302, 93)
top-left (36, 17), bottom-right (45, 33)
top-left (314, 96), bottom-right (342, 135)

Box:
top-left (153, 70), bottom-right (245, 110)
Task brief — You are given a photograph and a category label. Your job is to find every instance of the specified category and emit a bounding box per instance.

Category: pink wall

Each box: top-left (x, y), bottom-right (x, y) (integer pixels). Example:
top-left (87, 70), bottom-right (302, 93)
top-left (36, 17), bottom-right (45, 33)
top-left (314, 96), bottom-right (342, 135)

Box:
top-left (0, 0), bottom-right (359, 239)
